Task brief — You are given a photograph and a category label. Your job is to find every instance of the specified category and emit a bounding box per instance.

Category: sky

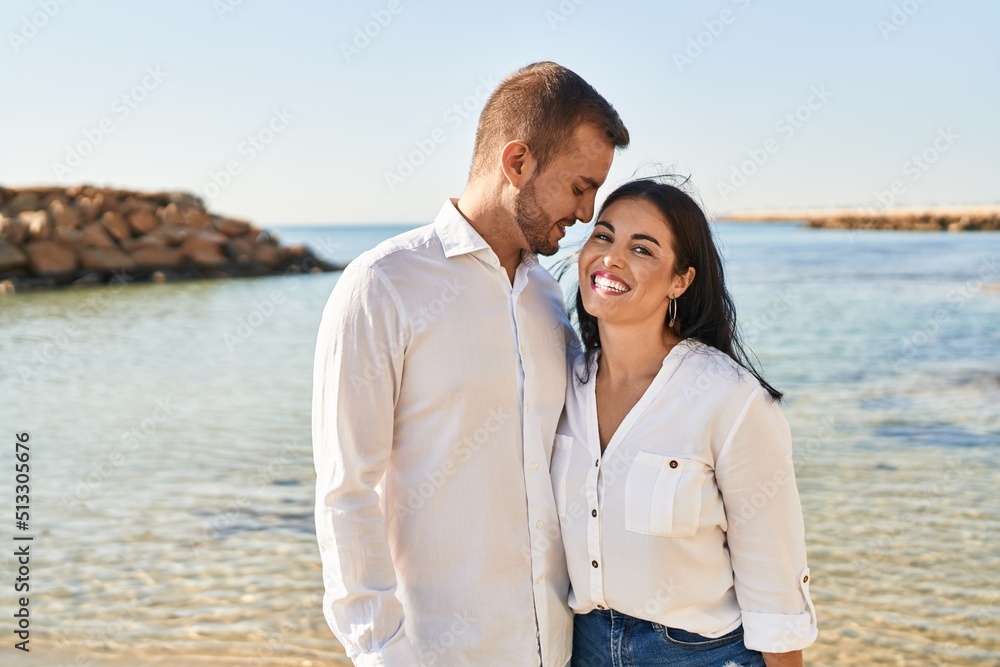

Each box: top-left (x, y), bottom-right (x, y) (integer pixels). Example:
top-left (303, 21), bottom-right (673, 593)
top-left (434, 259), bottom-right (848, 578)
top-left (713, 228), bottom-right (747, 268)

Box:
top-left (1, 0), bottom-right (997, 225)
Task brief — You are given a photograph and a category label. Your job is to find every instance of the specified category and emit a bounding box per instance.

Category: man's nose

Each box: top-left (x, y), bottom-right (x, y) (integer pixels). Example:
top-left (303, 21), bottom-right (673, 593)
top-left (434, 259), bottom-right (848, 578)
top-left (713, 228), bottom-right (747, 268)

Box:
top-left (576, 192), bottom-right (596, 224)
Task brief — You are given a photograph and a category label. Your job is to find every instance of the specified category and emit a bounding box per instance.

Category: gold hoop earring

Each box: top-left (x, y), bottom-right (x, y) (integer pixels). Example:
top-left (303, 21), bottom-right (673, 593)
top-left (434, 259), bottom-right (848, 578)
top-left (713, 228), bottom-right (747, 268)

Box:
top-left (668, 298), bottom-right (677, 328)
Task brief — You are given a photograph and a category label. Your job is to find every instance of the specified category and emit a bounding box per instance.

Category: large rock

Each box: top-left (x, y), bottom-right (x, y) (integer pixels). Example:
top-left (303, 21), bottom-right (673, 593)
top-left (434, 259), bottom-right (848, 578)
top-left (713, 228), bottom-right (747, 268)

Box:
top-left (3, 192), bottom-right (41, 215)
top-left (0, 240), bottom-right (29, 272)
top-left (53, 227), bottom-right (87, 251)
top-left (192, 229), bottom-right (228, 245)
top-left (183, 207), bottom-right (210, 229)
top-left (131, 246), bottom-right (182, 269)
top-left (126, 207), bottom-right (158, 235)
top-left (100, 195), bottom-right (120, 214)
top-left (0, 215), bottom-right (28, 245)
top-left (148, 225), bottom-right (189, 246)
top-left (180, 234), bottom-right (226, 268)
top-left (48, 199), bottom-right (81, 229)
top-left (76, 194), bottom-right (105, 223)
top-left (252, 244), bottom-right (281, 269)
top-left (121, 235), bottom-right (167, 253)
top-left (24, 240), bottom-right (78, 276)
top-left (100, 211), bottom-right (131, 242)
top-left (157, 203), bottom-right (187, 227)
top-left (214, 217), bottom-right (251, 237)
top-left (223, 237), bottom-right (254, 263)
top-left (81, 221), bottom-right (116, 248)
top-left (19, 211), bottom-right (52, 240)
top-left (80, 246), bottom-right (137, 272)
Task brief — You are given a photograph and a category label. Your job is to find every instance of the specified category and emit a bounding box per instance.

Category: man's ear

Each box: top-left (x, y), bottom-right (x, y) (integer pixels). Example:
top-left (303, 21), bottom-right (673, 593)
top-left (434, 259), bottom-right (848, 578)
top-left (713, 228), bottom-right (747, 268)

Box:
top-left (500, 140), bottom-right (536, 189)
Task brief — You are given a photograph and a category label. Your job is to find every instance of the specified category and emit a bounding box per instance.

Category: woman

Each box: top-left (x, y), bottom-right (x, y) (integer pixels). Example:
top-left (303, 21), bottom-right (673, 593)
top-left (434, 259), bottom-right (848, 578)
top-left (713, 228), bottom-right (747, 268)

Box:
top-left (552, 179), bottom-right (817, 666)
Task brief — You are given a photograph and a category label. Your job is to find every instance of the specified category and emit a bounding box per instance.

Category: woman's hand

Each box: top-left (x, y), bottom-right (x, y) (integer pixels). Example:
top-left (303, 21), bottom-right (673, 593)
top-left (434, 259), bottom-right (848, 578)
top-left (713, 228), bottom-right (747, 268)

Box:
top-left (763, 650), bottom-right (804, 667)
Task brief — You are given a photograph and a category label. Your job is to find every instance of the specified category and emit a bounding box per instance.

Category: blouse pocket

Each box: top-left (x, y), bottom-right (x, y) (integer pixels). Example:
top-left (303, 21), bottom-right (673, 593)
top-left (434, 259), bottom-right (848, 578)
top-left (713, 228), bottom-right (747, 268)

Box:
top-left (624, 451), bottom-right (710, 538)
top-left (550, 434), bottom-right (574, 518)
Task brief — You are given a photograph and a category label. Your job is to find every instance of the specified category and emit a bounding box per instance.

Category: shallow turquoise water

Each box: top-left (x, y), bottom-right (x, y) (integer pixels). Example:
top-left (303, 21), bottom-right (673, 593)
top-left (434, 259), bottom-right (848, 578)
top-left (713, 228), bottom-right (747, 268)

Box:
top-left (0, 221), bottom-right (997, 665)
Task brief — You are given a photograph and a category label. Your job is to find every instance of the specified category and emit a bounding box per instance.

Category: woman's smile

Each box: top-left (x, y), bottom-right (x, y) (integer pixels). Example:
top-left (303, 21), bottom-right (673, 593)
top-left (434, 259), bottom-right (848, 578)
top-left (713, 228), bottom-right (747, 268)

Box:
top-left (591, 270), bottom-right (631, 294)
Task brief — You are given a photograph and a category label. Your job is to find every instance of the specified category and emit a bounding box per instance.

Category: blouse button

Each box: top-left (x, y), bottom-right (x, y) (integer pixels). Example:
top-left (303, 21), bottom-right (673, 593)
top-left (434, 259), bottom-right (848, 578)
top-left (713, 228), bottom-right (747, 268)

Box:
top-left (803, 575), bottom-right (809, 583)
top-left (591, 509), bottom-right (597, 517)
top-left (597, 605), bottom-right (606, 610)
top-left (669, 460), bottom-right (678, 469)
top-left (592, 560), bottom-right (599, 568)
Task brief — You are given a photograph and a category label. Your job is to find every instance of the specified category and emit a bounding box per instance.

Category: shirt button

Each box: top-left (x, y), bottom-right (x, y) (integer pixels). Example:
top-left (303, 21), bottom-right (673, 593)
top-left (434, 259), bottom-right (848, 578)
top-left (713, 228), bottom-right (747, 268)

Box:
top-left (592, 560), bottom-right (599, 568)
top-left (536, 576), bottom-right (543, 584)
top-left (669, 460), bottom-right (678, 469)
top-left (803, 575), bottom-right (809, 583)
top-left (595, 459), bottom-right (599, 467)
top-left (536, 520), bottom-right (543, 528)
top-left (591, 509), bottom-right (597, 517)
top-left (531, 462), bottom-right (538, 471)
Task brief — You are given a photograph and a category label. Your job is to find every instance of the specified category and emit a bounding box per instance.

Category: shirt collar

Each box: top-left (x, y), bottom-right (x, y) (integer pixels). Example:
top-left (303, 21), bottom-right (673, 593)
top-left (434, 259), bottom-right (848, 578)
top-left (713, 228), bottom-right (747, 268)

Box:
top-left (583, 337), bottom-right (700, 376)
top-left (434, 199), bottom-right (492, 259)
top-left (433, 198), bottom-right (541, 272)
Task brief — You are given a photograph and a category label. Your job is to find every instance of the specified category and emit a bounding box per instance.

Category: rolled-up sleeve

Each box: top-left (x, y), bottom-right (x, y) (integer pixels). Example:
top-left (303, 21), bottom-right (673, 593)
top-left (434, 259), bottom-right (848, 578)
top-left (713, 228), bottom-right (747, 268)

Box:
top-left (311, 260), bottom-right (421, 666)
top-left (715, 387), bottom-right (818, 653)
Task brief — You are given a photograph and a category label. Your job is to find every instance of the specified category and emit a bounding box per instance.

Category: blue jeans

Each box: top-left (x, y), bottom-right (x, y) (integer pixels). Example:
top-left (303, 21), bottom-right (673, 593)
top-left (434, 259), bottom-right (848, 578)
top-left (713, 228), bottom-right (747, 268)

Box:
top-left (571, 609), bottom-right (766, 667)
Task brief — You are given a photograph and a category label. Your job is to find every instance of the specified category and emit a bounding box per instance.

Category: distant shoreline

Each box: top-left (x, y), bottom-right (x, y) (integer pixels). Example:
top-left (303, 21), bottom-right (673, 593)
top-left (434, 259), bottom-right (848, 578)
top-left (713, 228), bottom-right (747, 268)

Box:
top-left (719, 205), bottom-right (1000, 231)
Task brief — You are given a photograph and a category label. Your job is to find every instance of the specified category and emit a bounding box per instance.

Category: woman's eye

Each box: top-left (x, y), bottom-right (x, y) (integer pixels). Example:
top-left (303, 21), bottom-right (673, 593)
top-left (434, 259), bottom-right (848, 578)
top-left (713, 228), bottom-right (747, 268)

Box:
top-left (592, 233), bottom-right (611, 242)
top-left (633, 245), bottom-right (652, 256)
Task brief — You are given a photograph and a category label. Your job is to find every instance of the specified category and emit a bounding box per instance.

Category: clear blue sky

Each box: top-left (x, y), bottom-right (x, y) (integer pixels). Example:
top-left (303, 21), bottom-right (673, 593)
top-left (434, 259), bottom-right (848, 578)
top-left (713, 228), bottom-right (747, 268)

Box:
top-left (2, 0), bottom-right (997, 224)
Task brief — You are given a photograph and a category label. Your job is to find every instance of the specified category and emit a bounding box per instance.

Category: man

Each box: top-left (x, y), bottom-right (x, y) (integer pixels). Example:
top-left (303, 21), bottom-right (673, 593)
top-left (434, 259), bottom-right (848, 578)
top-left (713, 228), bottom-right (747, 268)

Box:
top-left (312, 61), bottom-right (629, 666)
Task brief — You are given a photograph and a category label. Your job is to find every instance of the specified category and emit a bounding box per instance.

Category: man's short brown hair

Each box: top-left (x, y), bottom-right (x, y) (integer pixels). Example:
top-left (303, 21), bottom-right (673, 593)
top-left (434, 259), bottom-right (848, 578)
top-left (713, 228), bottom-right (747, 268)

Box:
top-left (468, 61), bottom-right (629, 180)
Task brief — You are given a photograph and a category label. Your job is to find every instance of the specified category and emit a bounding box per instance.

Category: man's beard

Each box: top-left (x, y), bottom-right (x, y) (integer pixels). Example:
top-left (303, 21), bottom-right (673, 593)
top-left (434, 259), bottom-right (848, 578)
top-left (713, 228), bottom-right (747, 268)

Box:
top-left (514, 179), bottom-right (564, 256)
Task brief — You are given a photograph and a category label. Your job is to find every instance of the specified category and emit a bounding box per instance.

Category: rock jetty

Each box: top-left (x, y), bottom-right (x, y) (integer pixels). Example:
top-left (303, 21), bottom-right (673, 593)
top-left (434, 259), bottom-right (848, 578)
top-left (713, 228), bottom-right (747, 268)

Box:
top-left (0, 185), bottom-right (341, 293)
top-left (722, 206), bottom-right (1000, 231)
top-left (802, 211), bottom-right (1000, 232)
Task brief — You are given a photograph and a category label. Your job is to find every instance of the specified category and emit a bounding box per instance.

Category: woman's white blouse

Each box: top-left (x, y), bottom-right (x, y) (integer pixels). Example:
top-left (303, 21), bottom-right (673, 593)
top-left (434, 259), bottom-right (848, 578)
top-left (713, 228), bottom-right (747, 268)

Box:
top-left (553, 338), bottom-right (818, 653)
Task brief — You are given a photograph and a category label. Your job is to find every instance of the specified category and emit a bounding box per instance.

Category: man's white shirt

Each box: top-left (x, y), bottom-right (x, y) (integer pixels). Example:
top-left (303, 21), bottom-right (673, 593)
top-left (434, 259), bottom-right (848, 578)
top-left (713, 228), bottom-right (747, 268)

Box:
top-left (312, 199), bottom-right (575, 666)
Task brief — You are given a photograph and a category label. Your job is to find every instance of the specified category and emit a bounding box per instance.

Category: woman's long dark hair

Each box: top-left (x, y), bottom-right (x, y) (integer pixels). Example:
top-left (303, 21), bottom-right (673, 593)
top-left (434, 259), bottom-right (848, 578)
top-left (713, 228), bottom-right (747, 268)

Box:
top-left (574, 177), bottom-right (783, 400)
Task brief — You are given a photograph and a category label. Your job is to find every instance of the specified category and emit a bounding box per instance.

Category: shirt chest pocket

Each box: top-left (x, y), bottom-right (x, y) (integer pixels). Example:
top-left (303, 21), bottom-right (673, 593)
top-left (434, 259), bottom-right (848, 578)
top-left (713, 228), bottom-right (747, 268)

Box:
top-left (624, 451), bottom-right (711, 538)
